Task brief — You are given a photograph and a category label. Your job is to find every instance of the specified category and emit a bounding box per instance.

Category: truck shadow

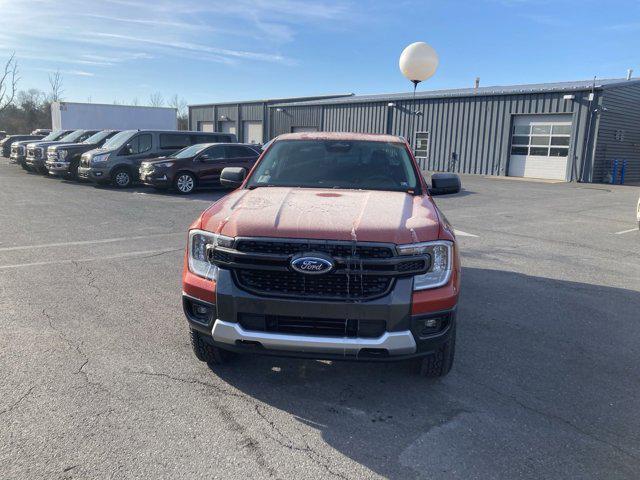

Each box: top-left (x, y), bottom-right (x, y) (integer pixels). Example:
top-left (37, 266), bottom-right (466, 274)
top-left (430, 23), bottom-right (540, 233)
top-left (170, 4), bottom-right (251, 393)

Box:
top-left (211, 267), bottom-right (640, 478)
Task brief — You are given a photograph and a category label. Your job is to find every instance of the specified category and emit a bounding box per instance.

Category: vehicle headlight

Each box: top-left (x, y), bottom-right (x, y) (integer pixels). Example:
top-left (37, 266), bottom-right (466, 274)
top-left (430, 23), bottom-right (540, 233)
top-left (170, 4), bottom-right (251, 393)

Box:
top-left (58, 150), bottom-right (68, 160)
top-left (187, 229), bottom-right (234, 280)
top-left (91, 153), bottom-right (110, 164)
top-left (397, 240), bottom-right (453, 290)
top-left (155, 161), bottom-right (174, 168)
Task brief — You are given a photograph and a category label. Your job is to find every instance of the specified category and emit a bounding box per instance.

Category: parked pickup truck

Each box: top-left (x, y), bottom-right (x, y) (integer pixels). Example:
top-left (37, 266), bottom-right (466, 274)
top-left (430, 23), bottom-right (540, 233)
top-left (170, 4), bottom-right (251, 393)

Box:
top-left (25, 129), bottom-right (97, 173)
top-left (46, 130), bottom-right (120, 179)
top-left (182, 132), bottom-right (462, 377)
top-left (10, 130), bottom-right (72, 169)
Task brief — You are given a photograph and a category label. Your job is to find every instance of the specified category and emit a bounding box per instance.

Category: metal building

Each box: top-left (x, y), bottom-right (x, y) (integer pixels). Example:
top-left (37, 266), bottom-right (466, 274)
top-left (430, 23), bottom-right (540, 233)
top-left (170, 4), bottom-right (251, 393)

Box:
top-left (189, 78), bottom-right (640, 183)
top-left (188, 94), bottom-right (353, 145)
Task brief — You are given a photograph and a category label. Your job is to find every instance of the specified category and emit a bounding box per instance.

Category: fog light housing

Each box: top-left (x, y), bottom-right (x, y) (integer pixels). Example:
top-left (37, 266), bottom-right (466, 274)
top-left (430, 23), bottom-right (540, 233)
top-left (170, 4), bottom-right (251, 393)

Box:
top-left (412, 314), bottom-right (449, 338)
top-left (183, 297), bottom-right (216, 325)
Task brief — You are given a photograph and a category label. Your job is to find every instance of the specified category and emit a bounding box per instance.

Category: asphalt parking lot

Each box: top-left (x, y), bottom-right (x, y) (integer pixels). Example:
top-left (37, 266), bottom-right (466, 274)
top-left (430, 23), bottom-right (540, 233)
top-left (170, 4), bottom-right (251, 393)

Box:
top-left (1, 161), bottom-right (639, 480)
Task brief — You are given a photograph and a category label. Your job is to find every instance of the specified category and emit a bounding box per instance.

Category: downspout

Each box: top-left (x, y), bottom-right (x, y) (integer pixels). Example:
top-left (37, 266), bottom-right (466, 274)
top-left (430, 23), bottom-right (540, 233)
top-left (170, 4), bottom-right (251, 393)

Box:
top-left (579, 78), bottom-right (596, 182)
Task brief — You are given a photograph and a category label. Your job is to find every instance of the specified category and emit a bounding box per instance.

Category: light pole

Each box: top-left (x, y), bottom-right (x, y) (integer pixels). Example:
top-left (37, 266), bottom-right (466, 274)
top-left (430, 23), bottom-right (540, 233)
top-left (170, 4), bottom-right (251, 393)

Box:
top-left (399, 42), bottom-right (439, 148)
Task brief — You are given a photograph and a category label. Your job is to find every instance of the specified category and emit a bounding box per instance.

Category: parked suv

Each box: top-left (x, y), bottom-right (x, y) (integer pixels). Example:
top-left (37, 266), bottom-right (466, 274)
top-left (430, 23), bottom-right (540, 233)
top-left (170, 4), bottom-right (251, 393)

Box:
top-left (139, 143), bottom-right (260, 194)
top-left (182, 132), bottom-right (462, 377)
top-left (2, 134), bottom-right (45, 158)
top-left (46, 130), bottom-right (120, 179)
top-left (25, 129), bottom-right (97, 173)
top-left (11, 130), bottom-right (72, 169)
top-left (78, 130), bottom-right (237, 188)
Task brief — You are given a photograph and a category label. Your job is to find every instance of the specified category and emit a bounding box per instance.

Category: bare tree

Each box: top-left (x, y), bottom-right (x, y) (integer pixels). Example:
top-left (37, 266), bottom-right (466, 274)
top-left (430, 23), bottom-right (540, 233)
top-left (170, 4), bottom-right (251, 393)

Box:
top-left (130, 97), bottom-right (139, 106)
top-left (0, 53), bottom-right (19, 113)
top-left (149, 91), bottom-right (164, 107)
top-left (48, 70), bottom-right (64, 103)
top-left (168, 94), bottom-right (188, 130)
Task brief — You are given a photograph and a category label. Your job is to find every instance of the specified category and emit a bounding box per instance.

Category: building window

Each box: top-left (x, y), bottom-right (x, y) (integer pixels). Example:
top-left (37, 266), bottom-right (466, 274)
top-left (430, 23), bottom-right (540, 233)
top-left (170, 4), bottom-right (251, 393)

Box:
top-left (414, 131), bottom-right (430, 159)
top-left (510, 123), bottom-right (570, 157)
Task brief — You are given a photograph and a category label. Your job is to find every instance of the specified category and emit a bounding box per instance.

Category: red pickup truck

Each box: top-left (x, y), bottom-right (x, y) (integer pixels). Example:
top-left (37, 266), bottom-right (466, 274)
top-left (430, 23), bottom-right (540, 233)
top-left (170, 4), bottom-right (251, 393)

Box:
top-left (182, 132), bottom-right (461, 377)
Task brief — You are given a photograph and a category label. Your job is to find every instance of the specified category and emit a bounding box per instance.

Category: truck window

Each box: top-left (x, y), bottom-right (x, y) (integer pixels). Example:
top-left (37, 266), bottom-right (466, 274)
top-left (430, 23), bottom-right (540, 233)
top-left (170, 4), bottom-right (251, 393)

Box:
top-left (127, 134), bottom-right (152, 155)
top-left (159, 134), bottom-right (191, 150)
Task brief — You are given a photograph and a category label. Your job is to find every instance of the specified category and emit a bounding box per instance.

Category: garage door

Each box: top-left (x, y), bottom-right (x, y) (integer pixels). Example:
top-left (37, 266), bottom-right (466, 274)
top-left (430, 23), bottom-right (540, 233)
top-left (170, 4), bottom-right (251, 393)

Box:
top-left (291, 126), bottom-right (319, 133)
top-left (219, 121), bottom-right (237, 136)
top-left (243, 121), bottom-right (263, 144)
top-left (508, 115), bottom-right (572, 180)
top-left (199, 121), bottom-right (214, 132)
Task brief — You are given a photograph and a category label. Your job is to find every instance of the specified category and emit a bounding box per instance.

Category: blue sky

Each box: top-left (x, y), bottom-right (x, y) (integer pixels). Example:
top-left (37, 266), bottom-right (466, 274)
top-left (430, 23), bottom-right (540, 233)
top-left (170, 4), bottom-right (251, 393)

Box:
top-left (0, 0), bottom-right (638, 106)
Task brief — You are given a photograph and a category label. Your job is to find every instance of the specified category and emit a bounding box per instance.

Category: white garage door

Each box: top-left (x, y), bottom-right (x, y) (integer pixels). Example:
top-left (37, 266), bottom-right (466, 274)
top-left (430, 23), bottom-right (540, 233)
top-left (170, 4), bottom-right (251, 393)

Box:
top-left (199, 121), bottom-right (214, 132)
top-left (243, 121), bottom-right (263, 144)
top-left (508, 115), bottom-right (572, 180)
top-left (219, 121), bottom-right (237, 135)
top-left (291, 126), bottom-right (319, 133)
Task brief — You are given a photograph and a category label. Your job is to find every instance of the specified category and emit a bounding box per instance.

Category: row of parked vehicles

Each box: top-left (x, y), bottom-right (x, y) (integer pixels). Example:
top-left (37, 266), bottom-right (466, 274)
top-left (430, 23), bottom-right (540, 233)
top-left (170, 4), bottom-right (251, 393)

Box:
top-left (0, 129), bottom-right (262, 194)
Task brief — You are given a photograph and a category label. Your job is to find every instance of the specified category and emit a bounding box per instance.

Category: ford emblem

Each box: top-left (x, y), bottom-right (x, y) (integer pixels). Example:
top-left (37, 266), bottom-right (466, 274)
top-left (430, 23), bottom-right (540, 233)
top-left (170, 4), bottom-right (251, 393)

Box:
top-left (290, 254), bottom-right (334, 275)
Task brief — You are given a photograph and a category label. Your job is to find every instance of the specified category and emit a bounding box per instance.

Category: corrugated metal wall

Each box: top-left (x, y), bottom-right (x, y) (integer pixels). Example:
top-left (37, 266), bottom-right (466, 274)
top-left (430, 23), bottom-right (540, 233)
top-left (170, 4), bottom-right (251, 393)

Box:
top-left (593, 83), bottom-right (640, 183)
top-left (189, 103), bottom-right (267, 142)
top-left (270, 91), bottom-right (597, 180)
top-left (268, 106), bottom-right (323, 137)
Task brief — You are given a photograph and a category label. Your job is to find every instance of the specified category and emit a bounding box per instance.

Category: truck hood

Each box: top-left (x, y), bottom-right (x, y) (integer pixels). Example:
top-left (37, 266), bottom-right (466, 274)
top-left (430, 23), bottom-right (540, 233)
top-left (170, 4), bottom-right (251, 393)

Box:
top-left (48, 142), bottom-right (95, 152)
top-left (200, 187), bottom-right (442, 244)
top-left (26, 140), bottom-right (65, 149)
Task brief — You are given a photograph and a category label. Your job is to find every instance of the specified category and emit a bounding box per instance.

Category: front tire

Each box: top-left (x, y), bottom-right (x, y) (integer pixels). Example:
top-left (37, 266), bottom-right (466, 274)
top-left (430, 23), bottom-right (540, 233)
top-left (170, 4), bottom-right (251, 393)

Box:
top-left (112, 167), bottom-right (132, 188)
top-left (175, 172), bottom-right (196, 194)
top-left (190, 329), bottom-right (233, 365)
top-left (412, 326), bottom-right (456, 377)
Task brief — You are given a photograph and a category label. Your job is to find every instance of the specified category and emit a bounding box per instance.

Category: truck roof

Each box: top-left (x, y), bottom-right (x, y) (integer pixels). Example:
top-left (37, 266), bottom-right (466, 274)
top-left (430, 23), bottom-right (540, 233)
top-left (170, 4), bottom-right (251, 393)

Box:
top-left (275, 132), bottom-right (405, 143)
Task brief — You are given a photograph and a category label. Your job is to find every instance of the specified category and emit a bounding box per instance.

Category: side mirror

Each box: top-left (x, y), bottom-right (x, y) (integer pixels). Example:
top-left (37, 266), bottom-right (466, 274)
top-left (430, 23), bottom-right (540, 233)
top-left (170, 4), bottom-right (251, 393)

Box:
top-left (220, 167), bottom-right (246, 188)
top-left (429, 173), bottom-right (461, 195)
top-left (123, 143), bottom-right (133, 155)
top-left (198, 154), bottom-right (210, 162)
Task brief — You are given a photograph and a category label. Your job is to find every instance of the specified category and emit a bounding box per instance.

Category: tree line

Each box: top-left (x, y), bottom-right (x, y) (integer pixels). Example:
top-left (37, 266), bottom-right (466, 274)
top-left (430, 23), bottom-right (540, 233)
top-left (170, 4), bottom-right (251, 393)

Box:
top-left (0, 54), bottom-right (189, 134)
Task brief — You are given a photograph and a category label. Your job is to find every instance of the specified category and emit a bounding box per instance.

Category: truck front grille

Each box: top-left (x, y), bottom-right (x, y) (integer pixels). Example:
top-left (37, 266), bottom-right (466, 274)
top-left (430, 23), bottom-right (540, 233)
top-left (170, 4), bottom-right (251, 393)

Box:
top-left (236, 239), bottom-right (394, 259)
top-left (27, 148), bottom-right (41, 159)
top-left (210, 237), bottom-right (429, 302)
top-left (239, 313), bottom-right (386, 338)
top-left (235, 269), bottom-right (393, 300)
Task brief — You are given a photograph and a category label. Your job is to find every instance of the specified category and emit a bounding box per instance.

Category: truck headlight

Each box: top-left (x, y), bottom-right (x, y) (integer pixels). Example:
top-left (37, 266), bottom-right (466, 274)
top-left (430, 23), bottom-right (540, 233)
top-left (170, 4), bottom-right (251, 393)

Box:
top-left (91, 153), bottom-right (110, 164)
top-left (58, 150), bottom-right (68, 160)
top-left (397, 240), bottom-right (453, 290)
top-left (188, 230), bottom-right (233, 280)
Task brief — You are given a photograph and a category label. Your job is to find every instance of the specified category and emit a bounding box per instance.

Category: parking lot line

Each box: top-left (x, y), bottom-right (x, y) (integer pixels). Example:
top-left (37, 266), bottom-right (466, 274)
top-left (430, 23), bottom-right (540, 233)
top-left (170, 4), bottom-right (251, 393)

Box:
top-left (613, 228), bottom-right (638, 235)
top-left (455, 229), bottom-right (479, 237)
top-left (0, 232), bottom-right (184, 253)
top-left (0, 247), bottom-right (182, 270)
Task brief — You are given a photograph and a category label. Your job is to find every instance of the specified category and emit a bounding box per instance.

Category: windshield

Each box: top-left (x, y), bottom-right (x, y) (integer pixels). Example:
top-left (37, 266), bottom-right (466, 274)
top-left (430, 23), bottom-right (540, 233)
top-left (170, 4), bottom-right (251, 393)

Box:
top-left (102, 130), bottom-right (136, 150)
top-left (42, 131), bottom-right (66, 141)
top-left (246, 140), bottom-right (419, 193)
top-left (59, 130), bottom-right (88, 143)
top-left (83, 130), bottom-right (116, 145)
top-left (172, 144), bottom-right (209, 159)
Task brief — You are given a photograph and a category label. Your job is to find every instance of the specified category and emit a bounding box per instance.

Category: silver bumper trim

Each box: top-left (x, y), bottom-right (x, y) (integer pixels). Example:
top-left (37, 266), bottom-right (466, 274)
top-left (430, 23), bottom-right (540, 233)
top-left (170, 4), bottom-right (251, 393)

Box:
top-left (211, 319), bottom-right (417, 356)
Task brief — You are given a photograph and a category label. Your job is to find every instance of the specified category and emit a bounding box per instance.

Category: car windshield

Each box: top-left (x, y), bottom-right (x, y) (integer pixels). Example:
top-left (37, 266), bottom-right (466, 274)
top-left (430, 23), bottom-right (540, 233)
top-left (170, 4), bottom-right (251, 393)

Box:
top-left (83, 130), bottom-right (116, 144)
top-left (172, 144), bottom-right (209, 159)
top-left (59, 130), bottom-right (86, 143)
top-left (102, 130), bottom-right (136, 150)
top-left (246, 140), bottom-right (419, 193)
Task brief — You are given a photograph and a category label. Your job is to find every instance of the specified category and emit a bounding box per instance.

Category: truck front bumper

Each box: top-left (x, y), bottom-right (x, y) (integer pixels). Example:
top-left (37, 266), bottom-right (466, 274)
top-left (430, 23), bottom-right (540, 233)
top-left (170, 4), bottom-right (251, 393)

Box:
top-left (45, 160), bottom-right (71, 174)
top-left (77, 166), bottom-right (109, 182)
top-left (183, 269), bottom-right (456, 361)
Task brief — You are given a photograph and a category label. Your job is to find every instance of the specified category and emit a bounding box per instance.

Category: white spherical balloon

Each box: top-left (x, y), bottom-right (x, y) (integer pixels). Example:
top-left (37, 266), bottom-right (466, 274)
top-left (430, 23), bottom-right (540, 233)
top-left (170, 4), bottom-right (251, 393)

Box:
top-left (399, 42), bottom-right (439, 83)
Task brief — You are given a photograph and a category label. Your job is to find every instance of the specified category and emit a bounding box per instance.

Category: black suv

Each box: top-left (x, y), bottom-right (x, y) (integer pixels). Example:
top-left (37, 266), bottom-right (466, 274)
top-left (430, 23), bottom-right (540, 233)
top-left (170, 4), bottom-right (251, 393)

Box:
top-left (46, 130), bottom-right (120, 179)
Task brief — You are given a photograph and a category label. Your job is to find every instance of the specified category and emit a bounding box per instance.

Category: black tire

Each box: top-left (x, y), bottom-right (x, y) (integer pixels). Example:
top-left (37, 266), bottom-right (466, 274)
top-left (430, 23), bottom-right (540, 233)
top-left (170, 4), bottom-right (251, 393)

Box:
top-left (112, 167), bottom-right (132, 188)
top-left (174, 172), bottom-right (196, 194)
top-left (190, 329), bottom-right (233, 365)
top-left (20, 163), bottom-right (30, 172)
top-left (413, 326), bottom-right (456, 377)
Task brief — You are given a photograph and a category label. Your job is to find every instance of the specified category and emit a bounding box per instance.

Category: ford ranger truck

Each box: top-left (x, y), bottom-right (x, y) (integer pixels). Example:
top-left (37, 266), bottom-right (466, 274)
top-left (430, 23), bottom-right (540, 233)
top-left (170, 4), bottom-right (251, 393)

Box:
top-left (182, 132), bottom-right (462, 377)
